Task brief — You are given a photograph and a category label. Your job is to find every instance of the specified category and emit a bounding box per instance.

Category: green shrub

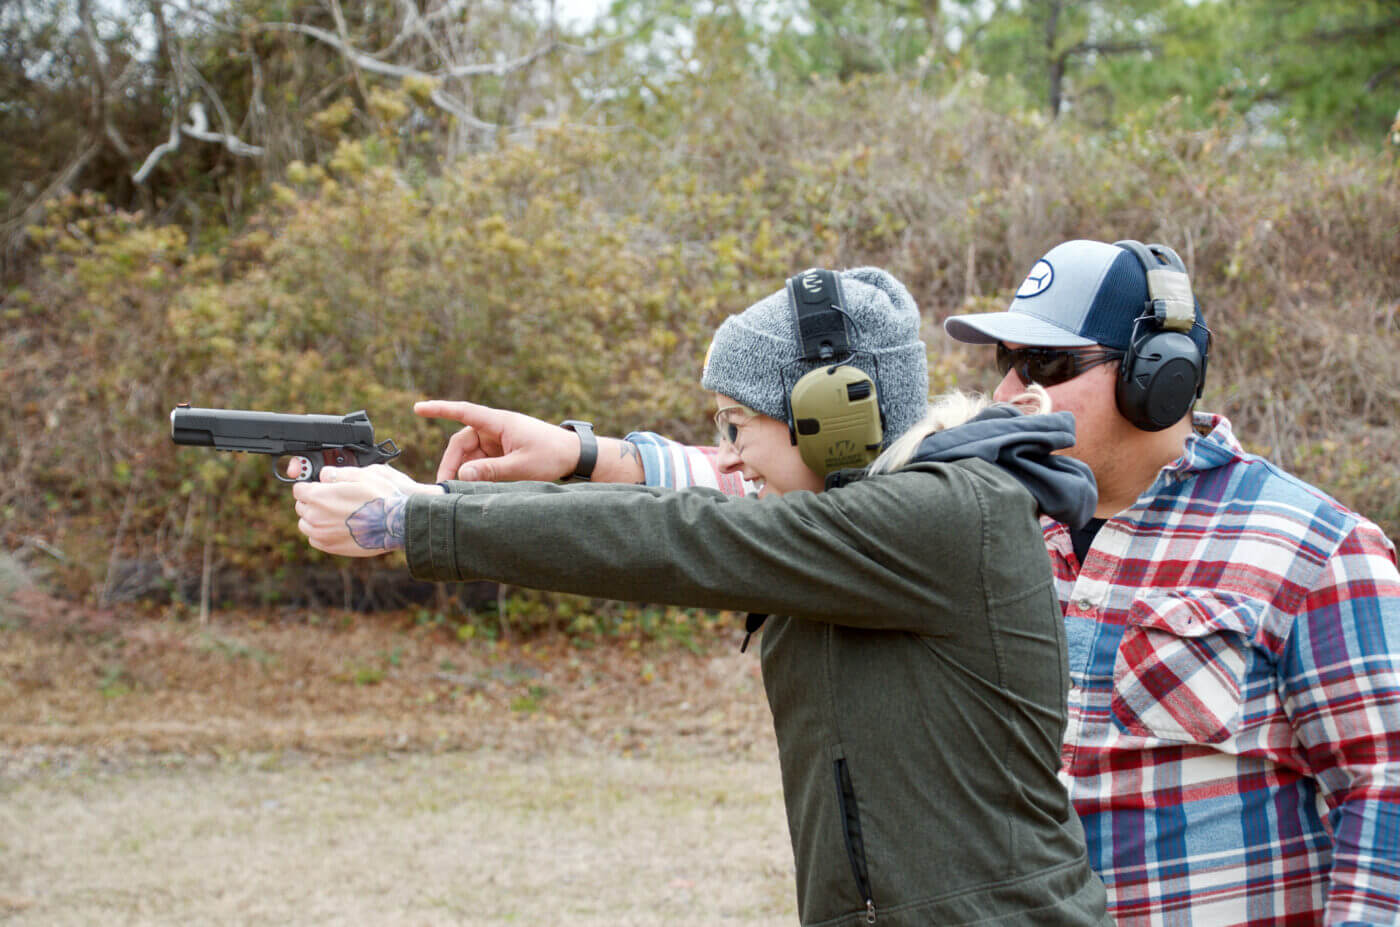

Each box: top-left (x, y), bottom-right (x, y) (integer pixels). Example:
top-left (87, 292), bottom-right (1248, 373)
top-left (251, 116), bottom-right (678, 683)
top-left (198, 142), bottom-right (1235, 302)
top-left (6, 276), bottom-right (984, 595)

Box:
top-left (5, 75), bottom-right (1398, 617)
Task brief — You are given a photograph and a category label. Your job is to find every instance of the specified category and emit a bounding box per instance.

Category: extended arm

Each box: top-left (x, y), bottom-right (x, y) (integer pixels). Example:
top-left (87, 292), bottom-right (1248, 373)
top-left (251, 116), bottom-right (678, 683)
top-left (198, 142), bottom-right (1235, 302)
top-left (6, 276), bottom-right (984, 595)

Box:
top-left (401, 464), bottom-right (1023, 634)
top-left (415, 400), bottom-right (646, 484)
top-left (414, 399), bottom-right (749, 494)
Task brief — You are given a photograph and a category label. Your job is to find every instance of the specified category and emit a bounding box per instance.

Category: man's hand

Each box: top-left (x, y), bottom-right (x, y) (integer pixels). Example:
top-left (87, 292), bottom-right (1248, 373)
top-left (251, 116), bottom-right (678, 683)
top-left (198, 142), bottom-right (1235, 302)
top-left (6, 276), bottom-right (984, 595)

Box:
top-left (291, 464), bottom-right (442, 558)
top-left (415, 400), bottom-right (647, 484)
top-left (416, 399), bottom-right (643, 483)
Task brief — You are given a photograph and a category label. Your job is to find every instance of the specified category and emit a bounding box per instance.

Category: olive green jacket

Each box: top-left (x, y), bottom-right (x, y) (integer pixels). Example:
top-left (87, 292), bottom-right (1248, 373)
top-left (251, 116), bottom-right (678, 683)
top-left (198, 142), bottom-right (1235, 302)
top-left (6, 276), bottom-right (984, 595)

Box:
top-left (404, 459), bottom-right (1109, 926)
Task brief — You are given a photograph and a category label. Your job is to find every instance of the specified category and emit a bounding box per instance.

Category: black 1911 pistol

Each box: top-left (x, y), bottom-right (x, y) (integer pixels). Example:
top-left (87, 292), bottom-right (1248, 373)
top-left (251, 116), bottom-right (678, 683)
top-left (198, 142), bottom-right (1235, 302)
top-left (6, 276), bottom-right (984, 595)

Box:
top-left (170, 404), bottom-right (401, 482)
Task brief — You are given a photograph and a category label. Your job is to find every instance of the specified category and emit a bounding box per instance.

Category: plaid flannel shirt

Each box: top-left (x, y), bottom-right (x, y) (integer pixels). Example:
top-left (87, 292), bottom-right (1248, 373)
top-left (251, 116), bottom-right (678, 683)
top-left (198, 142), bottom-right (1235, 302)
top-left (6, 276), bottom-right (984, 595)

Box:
top-left (628, 413), bottom-right (1400, 925)
top-left (1050, 413), bottom-right (1400, 925)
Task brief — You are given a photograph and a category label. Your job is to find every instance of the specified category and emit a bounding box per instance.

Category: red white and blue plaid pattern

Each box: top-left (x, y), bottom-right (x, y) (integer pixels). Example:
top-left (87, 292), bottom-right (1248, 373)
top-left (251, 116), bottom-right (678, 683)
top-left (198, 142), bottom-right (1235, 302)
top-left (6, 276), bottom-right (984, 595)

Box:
top-left (629, 414), bottom-right (1400, 925)
top-left (1048, 414), bottom-right (1400, 925)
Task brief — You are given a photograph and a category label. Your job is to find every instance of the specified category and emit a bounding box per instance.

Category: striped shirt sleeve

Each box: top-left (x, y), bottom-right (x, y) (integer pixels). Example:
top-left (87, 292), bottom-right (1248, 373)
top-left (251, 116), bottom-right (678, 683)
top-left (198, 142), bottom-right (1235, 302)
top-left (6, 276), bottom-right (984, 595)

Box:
top-left (623, 431), bottom-right (752, 496)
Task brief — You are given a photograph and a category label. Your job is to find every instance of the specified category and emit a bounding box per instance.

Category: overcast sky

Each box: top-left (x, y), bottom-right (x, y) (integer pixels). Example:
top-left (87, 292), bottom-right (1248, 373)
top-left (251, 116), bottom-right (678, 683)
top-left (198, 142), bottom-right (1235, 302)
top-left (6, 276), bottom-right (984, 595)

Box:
top-left (546, 0), bottom-right (609, 28)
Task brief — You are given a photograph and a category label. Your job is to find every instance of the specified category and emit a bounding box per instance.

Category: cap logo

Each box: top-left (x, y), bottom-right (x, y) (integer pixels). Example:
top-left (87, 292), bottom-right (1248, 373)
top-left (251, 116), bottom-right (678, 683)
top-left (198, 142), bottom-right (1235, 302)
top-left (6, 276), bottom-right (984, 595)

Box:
top-left (1016, 259), bottom-right (1054, 299)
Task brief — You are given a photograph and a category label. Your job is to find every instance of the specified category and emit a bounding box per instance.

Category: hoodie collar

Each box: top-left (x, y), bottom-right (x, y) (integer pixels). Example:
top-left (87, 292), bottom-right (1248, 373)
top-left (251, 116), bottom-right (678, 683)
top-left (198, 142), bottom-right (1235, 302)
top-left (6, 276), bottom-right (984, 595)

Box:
top-left (905, 406), bottom-right (1099, 529)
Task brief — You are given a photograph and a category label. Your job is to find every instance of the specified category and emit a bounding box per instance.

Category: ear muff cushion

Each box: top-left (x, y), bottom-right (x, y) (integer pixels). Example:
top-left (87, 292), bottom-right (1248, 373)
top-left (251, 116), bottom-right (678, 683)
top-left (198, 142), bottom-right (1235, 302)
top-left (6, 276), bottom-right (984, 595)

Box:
top-left (1116, 330), bottom-right (1203, 431)
top-left (790, 364), bottom-right (883, 475)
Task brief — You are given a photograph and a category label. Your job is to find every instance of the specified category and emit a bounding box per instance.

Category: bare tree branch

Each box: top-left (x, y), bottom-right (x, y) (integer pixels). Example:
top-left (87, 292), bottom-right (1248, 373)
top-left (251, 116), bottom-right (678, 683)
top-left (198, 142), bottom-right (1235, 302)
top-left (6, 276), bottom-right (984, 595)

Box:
top-left (133, 102), bottom-right (266, 184)
top-left (326, 0), bottom-right (375, 127)
top-left (125, 1), bottom-right (636, 187)
top-left (131, 1), bottom-right (264, 184)
top-left (181, 103), bottom-right (266, 157)
top-left (1366, 62), bottom-right (1400, 93)
top-left (1309, 14), bottom-right (1400, 45)
top-left (261, 20), bottom-right (561, 81)
top-left (255, 15), bottom-right (576, 134)
top-left (1065, 39), bottom-right (1159, 57)
top-left (3, 142), bottom-right (101, 257)
top-left (77, 0), bottom-right (133, 158)
top-left (188, 65), bottom-right (245, 143)
top-left (379, 0), bottom-right (473, 58)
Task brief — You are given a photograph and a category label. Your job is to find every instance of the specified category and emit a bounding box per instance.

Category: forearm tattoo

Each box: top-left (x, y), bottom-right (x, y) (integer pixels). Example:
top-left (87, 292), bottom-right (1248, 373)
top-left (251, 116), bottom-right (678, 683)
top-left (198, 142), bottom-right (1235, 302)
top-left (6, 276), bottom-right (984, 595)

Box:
top-left (619, 440), bottom-right (645, 483)
top-left (346, 493), bottom-right (408, 551)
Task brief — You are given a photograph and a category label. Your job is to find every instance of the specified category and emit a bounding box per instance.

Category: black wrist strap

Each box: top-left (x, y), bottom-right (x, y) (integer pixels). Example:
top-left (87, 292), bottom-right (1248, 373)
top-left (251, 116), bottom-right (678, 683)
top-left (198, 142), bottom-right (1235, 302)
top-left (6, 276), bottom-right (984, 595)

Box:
top-left (559, 420), bottom-right (597, 481)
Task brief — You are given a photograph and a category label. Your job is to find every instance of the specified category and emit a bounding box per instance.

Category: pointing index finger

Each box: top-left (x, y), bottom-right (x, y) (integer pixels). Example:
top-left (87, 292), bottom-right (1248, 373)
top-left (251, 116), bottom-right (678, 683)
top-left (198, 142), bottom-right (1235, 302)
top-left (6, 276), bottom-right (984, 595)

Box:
top-left (414, 400), bottom-right (502, 429)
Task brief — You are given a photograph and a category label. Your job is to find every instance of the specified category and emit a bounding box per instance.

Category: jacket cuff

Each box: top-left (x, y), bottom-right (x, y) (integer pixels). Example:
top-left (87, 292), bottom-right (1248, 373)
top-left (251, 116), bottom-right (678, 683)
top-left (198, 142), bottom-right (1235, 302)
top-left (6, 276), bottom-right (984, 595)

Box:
top-left (405, 493), bottom-right (459, 581)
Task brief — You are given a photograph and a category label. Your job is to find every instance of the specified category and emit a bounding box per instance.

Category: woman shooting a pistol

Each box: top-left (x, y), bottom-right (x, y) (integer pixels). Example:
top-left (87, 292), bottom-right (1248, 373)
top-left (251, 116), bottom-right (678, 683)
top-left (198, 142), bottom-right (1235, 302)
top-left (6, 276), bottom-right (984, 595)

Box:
top-left (291, 267), bottom-right (1110, 926)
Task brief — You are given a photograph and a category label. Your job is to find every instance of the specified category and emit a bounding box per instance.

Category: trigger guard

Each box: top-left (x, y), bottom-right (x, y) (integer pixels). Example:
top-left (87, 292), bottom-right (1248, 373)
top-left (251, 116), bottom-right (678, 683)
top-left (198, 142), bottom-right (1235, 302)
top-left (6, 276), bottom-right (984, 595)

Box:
top-left (274, 456), bottom-right (317, 483)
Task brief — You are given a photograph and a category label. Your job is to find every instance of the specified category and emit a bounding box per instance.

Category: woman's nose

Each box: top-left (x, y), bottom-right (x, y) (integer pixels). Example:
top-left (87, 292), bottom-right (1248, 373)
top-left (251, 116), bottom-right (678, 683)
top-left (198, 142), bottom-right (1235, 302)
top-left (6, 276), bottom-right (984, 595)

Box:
top-left (715, 442), bottom-right (742, 473)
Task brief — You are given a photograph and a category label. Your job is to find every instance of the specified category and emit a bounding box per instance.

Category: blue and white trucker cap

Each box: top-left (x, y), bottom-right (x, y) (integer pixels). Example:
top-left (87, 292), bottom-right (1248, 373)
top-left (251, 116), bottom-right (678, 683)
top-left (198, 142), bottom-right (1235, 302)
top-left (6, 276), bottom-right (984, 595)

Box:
top-left (943, 239), bottom-right (1208, 355)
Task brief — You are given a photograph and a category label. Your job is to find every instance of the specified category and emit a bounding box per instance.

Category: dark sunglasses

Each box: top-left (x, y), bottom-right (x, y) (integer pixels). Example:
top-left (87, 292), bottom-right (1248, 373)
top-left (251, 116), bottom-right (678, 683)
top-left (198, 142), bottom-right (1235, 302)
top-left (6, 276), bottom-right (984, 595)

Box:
top-left (996, 343), bottom-right (1125, 387)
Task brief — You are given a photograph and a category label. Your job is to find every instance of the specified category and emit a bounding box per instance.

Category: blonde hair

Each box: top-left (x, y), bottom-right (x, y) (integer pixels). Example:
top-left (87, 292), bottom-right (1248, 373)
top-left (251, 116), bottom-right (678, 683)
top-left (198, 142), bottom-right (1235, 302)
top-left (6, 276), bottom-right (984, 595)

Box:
top-left (867, 385), bottom-right (1052, 475)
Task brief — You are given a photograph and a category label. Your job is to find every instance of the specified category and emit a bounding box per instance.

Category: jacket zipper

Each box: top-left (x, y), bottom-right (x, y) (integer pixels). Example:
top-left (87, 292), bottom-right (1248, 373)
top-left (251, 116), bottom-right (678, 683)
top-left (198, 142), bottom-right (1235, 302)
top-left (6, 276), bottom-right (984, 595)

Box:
top-left (833, 758), bottom-right (877, 924)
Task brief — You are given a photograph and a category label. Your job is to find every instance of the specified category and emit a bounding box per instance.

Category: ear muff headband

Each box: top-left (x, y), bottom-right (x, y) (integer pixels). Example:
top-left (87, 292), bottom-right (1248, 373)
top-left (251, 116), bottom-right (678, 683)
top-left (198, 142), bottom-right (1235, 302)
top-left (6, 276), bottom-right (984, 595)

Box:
top-left (1112, 240), bottom-right (1208, 432)
top-left (784, 269), bottom-right (884, 476)
top-left (789, 269), bottom-right (853, 361)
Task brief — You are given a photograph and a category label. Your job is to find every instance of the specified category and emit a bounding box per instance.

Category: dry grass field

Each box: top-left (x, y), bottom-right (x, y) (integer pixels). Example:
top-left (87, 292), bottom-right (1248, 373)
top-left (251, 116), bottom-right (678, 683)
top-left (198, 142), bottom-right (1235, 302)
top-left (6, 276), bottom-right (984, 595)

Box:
top-left (0, 589), bottom-right (796, 925)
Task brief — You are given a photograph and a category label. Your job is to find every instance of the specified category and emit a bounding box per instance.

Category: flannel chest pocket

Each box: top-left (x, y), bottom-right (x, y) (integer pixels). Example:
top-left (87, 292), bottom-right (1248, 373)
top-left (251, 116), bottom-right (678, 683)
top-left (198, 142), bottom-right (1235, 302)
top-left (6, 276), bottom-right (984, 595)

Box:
top-left (1111, 590), bottom-right (1264, 744)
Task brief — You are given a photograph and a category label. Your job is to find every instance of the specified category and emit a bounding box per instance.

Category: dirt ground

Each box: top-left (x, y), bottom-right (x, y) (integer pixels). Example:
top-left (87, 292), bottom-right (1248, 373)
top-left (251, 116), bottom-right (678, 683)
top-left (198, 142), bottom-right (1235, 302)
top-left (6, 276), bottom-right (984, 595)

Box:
top-left (0, 587), bottom-right (797, 925)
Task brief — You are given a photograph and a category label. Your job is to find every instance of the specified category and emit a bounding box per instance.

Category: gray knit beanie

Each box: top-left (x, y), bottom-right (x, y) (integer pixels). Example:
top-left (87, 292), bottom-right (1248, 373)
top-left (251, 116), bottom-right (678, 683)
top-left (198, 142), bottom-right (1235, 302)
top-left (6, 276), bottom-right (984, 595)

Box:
top-left (701, 267), bottom-right (929, 445)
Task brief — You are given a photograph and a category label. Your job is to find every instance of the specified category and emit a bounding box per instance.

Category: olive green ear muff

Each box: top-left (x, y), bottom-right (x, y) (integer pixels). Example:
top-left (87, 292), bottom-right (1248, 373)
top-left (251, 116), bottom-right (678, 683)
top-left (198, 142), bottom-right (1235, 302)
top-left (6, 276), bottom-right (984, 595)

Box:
top-left (790, 363), bottom-right (883, 474)
top-left (784, 269), bottom-right (884, 476)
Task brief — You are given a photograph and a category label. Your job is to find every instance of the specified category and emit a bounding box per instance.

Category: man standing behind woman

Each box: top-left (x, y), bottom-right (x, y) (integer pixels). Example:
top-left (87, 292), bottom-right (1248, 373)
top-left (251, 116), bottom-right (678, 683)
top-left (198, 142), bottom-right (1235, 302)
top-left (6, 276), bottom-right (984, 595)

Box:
top-left (417, 240), bottom-right (1400, 925)
top-left (292, 267), bottom-right (1112, 925)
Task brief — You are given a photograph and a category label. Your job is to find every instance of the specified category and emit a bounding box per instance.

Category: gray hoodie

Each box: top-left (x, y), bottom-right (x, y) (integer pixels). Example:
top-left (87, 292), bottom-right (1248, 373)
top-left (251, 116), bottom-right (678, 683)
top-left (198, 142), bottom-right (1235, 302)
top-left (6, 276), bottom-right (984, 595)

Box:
top-left (838, 407), bottom-right (1097, 528)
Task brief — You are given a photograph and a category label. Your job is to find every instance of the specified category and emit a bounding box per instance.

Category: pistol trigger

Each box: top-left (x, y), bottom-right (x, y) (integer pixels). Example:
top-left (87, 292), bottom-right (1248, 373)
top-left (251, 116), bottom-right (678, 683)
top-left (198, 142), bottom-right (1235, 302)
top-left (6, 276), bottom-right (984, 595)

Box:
top-left (275, 455), bottom-right (316, 482)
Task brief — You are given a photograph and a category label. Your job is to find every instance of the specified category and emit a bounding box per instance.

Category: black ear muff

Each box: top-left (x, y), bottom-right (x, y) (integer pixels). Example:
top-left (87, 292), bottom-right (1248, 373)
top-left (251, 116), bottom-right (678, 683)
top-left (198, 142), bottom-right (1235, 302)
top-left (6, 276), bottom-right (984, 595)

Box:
top-left (784, 269), bottom-right (884, 476)
top-left (1112, 241), bottom-right (1207, 432)
top-left (1118, 327), bottom-right (1203, 431)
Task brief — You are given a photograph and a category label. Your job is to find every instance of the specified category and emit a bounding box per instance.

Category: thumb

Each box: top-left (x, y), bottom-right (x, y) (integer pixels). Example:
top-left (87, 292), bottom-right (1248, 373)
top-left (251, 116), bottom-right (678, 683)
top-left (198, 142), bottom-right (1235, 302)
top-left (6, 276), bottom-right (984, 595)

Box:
top-left (456, 451), bottom-right (535, 483)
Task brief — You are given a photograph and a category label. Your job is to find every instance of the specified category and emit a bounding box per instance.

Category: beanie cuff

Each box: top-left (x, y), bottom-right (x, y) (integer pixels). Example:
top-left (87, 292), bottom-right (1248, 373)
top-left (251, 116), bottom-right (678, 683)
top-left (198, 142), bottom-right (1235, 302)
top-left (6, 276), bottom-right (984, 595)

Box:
top-left (703, 328), bottom-right (928, 448)
top-left (700, 267), bottom-right (930, 448)
top-left (700, 319), bottom-right (792, 424)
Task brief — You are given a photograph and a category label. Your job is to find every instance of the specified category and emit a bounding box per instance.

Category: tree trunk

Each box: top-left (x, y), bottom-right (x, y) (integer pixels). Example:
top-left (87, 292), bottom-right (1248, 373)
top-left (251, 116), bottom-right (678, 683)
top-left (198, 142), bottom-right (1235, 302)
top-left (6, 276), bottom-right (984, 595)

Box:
top-left (1043, 0), bottom-right (1065, 118)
